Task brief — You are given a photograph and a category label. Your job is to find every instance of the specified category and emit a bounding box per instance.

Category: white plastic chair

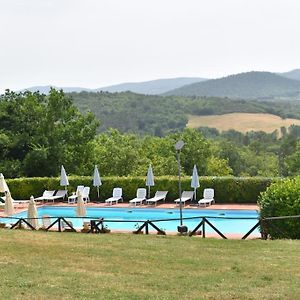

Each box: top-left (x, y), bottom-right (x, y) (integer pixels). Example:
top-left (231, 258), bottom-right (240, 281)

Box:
top-left (174, 191), bottom-right (194, 207)
top-left (44, 190), bottom-right (67, 203)
top-left (82, 187), bottom-right (90, 203)
top-left (129, 188), bottom-right (147, 206)
top-left (68, 186), bottom-right (84, 204)
top-left (105, 188), bottom-right (123, 205)
top-left (146, 191), bottom-right (168, 206)
top-left (35, 190), bottom-right (56, 203)
top-left (198, 188), bottom-right (215, 207)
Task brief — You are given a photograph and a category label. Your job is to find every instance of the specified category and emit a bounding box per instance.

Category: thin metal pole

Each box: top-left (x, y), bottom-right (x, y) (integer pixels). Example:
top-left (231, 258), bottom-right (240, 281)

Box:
top-left (177, 150), bottom-right (183, 226)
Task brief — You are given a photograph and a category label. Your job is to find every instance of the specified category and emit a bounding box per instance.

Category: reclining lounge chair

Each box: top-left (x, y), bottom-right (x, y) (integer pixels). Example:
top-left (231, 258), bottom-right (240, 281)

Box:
top-left (67, 186), bottom-right (84, 204)
top-left (129, 188), bottom-right (147, 206)
top-left (44, 190), bottom-right (67, 203)
top-left (198, 188), bottom-right (215, 207)
top-left (34, 190), bottom-right (56, 203)
top-left (174, 191), bottom-right (194, 207)
top-left (105, 188), bottom-right (123, 205)
top-left (146, 191), bottom-right (168, 206)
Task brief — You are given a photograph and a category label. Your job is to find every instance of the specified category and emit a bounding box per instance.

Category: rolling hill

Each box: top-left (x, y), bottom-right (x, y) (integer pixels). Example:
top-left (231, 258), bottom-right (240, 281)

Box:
top-left (97, 77), bottom-right (206, 94)
top-left (19, 77), bottom-right (206, 95)
top-left (19, 86), bottom-right (93, 94)
top-left (280, 69), bottom-right (300, 81)
top-left (17, 69), bottom-right (300, 96)
top-left (164, 72), bottom-right (300, 99)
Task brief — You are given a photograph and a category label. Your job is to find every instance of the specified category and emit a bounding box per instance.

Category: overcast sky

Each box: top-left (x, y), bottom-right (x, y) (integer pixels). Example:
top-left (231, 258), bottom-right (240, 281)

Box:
top-left (0, 0), bottom-right (300, 92)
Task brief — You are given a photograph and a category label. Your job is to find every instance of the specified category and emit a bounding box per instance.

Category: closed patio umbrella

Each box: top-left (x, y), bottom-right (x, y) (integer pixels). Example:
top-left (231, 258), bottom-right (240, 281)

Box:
top-left (191, 165), bottom-right (200, 201)
top-left (27, 196), bottom-right (39, 229)
top-left (4, 191), bottom-right (15, 216)
top-left (76, 190), bottom-right (86, 217)
top-left (146, 165), bottom-right (155, 198)
top-left (93, 165), bottom-right (102, 199)
top-left (60, 165), bottom-right (69, 190)
top-left (0, 173), bottom-right (9, 193)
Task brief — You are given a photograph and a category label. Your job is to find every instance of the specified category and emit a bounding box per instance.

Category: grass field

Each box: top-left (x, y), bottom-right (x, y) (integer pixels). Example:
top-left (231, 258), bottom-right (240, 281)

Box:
top-left (187, 113), bottom-right (300, 133)
top-left (0, 230), bottom-right (299, 299)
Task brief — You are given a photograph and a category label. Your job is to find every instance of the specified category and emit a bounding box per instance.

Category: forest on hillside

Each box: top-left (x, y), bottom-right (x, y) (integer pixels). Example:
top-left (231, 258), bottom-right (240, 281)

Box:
top-left (70, 91), bottom-right (300, 136)
top-left (2, 89), bottom-right (300, 179)
top-left (164, 72), bottom-right (300, 99)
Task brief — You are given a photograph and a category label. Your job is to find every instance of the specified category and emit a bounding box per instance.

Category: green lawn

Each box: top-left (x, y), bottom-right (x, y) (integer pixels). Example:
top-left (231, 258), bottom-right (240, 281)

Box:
top-left (0, 230), bottom-right (299, 300)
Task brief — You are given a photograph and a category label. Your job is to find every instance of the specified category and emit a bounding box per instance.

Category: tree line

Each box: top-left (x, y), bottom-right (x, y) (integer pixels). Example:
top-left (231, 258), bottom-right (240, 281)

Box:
top-left (1, 89), bottom-right (300, 178)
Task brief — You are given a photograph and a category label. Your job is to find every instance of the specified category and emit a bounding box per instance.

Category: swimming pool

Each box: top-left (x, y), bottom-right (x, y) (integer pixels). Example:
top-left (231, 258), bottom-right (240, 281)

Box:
top-left (5, 206), bottom-right (260, 235)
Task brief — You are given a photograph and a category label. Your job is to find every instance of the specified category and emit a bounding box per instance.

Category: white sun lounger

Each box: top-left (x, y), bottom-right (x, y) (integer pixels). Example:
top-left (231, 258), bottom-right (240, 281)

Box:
top-left (67, 186), bottom-right (84, 204)
top-left (129, 188), bottom-right (147, 206)
top-left (198, 188), bottom-right (215, 207)
top-left (35, 190), bottom-right (56, 203)
top-left (174, 191), bottom-right (194, 207)
top-left (105, 188), bottom-right (123, 205)
top-left (44, 190), bottom-right (67, 203)
top-left (146, 191), bottom-right (168, 206)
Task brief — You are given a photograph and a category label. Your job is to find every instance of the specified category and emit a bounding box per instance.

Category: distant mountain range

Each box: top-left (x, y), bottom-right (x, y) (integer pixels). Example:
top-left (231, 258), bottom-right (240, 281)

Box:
top-left (20, 77), bottom-right (206, 95)
top-left (97, 77), bottom-right (206, 94)
top-left (18, 69), bottom-right (300, 99)
top-left (19, 86), bottom-right (93, 94)
top-left (280, 69), bottom-right (300, 81)
top-left (165, 71), bottom-right (300, 99)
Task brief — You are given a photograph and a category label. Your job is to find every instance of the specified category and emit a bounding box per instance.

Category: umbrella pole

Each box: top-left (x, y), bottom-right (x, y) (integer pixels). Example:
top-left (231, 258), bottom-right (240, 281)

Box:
top-left (194, 188), bottom-right (197, 201)
top-left (148, 186), bottom-right (151, 199)
top-left (97, 186), bottom-right (100, 200)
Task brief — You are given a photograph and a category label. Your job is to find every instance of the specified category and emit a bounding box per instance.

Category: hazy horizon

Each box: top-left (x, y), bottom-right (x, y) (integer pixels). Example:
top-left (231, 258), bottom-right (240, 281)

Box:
top-left (1, 0), bottom-right (300, 93)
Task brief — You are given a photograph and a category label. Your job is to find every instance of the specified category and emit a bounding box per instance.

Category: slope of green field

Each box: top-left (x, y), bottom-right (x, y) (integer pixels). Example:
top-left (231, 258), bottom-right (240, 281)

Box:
top-left (0, 230), bottom-right (299, 299)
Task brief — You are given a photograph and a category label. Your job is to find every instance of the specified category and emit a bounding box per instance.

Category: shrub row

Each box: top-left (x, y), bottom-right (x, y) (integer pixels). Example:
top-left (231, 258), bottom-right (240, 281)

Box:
top-left (258, 176), bottom-right (300, 239)
top-left (6, 176), bottom-right (275, 204)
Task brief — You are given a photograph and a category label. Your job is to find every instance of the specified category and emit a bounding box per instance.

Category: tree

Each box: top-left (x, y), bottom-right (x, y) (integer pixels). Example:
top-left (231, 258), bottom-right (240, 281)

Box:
top-left (217, 141), bottom-right (245, 176)
top-left (285, 141), bottom-right (300, 176)
top-left (93, 129), bottom-right (142, 176)
top-left (0, 89), bottom-right (99, 177)
top-left (170, 129), bottom-right (212, 175)
top-left (206, 157), bottom-right (233, 176)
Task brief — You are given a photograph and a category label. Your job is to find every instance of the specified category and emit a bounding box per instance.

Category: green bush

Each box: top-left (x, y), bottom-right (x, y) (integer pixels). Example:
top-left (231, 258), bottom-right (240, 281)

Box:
top-left (258, 176), bottom-right (300, 239)
top-left (6, 176), bottom-right (274, 204)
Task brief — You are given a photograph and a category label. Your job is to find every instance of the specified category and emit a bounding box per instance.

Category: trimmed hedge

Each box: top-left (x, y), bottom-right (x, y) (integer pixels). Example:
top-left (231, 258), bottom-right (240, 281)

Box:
top-left (6, 176), bottom-right (275, 204)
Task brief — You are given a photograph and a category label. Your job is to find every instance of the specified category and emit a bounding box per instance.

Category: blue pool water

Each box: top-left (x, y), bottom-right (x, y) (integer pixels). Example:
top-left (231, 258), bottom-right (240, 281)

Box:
top-left (5, 206), bottom-right (260, 235)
